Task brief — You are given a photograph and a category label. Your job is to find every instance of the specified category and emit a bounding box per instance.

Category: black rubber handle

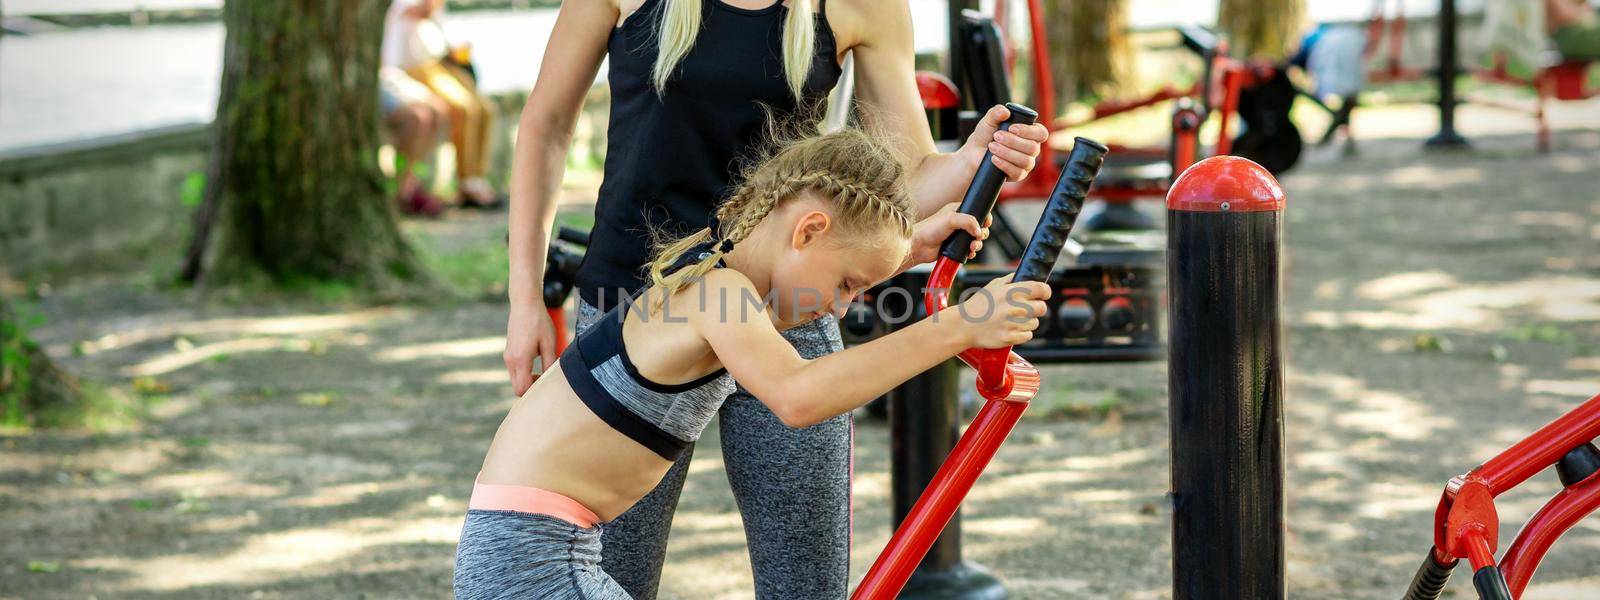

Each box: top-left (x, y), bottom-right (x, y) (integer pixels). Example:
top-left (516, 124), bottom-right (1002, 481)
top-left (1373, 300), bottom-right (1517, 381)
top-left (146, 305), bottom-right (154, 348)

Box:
top-left (1472, 566), bottom-right (1512, 600)
top-left (1403, 549), bottom-right (1457, 600)
top-left (557, 226), bottom-right (591, 247)
top-left (938, 102), bottom-right (1040, 263)
top-left (1012, 137), bottom-right (1107, 283)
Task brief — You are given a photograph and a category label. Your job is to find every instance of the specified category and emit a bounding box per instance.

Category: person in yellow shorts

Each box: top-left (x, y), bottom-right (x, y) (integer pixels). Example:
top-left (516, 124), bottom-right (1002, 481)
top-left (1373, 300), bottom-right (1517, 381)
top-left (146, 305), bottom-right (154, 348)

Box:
top-left (382, 0), bottom-right (501, 208)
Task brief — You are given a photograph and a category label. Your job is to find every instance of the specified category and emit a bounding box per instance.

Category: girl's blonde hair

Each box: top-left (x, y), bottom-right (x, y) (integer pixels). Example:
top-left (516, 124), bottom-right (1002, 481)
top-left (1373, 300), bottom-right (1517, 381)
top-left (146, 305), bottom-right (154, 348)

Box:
top-left (646, 127), bottom-right (915, 305)
top-left (653, 0), bottom-right (819, 101)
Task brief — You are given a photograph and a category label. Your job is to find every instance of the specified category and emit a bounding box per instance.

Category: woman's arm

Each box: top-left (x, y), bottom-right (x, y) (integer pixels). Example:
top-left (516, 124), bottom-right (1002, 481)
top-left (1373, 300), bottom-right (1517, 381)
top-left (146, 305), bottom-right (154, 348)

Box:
top-left (837, 0), bottom-right (1051, 219)
top-left (691, 270), bottom-right (1048, 429)
top-left (504, 0), bottom-right (616, 396)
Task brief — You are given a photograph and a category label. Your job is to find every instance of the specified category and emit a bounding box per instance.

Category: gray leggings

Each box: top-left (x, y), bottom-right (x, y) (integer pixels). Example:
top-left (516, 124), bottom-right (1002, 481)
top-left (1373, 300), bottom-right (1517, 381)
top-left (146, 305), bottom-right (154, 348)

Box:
top-left (454, 509), bottom-right (632, 599)
top-left (575, 299), bottom-right (853, 599)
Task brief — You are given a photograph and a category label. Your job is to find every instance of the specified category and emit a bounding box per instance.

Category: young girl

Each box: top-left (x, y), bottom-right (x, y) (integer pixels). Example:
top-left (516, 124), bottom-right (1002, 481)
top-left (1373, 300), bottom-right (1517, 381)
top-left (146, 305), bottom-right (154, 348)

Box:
top-left (456, 129), bottom-right (1050, 599)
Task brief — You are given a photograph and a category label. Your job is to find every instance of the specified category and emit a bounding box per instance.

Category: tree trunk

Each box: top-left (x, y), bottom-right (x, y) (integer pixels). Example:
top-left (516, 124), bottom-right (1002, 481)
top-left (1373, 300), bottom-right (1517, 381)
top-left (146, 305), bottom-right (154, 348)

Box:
top-left (1218, 0), bottom-right (1306, 60)
top-left (0, 297), bottom-right (85, 427)
top-left (1045, 0), bottom-right (1132, 102)
top-left (190, 0), bottom-right (425, 291)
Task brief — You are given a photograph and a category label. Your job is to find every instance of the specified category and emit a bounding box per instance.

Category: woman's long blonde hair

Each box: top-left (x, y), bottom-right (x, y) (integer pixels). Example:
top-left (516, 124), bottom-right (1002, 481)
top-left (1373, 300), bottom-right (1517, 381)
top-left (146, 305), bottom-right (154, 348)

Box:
top-left (645, 127), bottom-right (915, 307)
top-left (652, 0), bottom-right (819, 101)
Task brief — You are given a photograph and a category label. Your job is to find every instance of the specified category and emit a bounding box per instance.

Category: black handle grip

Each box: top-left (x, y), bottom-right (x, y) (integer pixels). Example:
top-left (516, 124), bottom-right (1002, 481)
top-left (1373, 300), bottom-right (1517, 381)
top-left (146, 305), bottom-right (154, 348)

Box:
top-left (1012, 137), bottom-right (1107, 283)
top-left (1472, 566), bottom-right (1512, 600)
top-left (1403, 548), bottom-right (1457, 600)
top-left (938, 102), bottom-right (1040, 263)
top-left (557, 226), bottom-right (591, 247)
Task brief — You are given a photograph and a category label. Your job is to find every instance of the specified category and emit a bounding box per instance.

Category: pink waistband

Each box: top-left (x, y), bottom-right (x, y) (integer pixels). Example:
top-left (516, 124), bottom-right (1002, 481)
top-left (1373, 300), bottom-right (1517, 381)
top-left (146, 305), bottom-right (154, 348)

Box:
top-left (469, 477), bottom-right (602, 528)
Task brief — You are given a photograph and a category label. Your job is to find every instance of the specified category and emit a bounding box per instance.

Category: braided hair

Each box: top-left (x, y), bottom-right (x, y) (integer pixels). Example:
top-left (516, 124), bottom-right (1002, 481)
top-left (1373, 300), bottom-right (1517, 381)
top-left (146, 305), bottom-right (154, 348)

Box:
top-left (646, 127), bottom-right (915, 308)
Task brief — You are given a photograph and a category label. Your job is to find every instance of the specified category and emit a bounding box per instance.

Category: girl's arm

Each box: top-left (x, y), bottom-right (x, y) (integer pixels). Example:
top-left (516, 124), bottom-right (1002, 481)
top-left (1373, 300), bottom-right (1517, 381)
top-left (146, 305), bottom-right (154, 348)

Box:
top-left (838, 0), bottom-right (1051, 219)
top-left (690, 270), bottom-right (1049, 429)
top-left (504, 0), bottom-right (616, 396)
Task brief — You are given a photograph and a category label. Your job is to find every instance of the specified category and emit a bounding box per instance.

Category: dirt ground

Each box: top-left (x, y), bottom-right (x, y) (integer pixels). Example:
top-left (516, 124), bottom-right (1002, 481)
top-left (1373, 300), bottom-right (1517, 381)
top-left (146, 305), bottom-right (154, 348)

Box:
top-left (4, 102), bottom-right (1600, 599)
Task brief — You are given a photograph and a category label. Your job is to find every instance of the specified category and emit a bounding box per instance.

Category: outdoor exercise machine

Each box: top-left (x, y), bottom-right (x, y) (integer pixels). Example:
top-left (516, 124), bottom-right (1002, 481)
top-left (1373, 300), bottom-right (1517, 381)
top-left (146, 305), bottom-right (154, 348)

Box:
top-left (846, 94), bottom-right (1290, 597)
top-left (540, 225), bottom-right (591, 356)
top-left (925, 5), bottom-right (1301, 240)
top-left (1405, 392), bottom-right (1600, 600)
top-left (851, 105), bottom-right (1114, 599)
top-left (1368, 0), bottom-right (1597, 151)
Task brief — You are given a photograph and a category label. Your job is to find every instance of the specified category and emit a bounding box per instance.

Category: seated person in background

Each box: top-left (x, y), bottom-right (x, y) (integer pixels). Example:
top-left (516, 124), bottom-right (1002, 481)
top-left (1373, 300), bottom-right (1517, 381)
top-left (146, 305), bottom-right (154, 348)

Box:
top-left (382, 0), bottom-right (501, 209)
top-left (380, 66), bottom-right (448, 217)
top-left (1548, 0), bottom-right (1600, 61)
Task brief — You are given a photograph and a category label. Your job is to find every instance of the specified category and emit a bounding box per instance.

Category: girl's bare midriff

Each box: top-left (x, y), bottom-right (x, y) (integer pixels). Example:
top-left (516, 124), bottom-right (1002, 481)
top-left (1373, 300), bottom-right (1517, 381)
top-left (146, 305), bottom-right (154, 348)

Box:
top-left (476, 361), bottom-right (677, 522)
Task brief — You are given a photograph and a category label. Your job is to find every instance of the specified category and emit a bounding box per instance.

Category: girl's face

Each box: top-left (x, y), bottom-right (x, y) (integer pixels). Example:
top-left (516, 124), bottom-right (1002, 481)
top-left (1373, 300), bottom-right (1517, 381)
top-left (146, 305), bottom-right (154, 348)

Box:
top-left (765, 205), bottom-right (908, 328)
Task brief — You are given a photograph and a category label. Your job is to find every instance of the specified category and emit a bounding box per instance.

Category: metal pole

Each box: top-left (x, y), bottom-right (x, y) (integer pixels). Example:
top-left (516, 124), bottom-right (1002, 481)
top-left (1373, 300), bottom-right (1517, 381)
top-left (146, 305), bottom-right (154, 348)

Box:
top-left (1426, 0), bottom-right (1469, 148)
top-left (948, 0), bottom-right (977, 105)
top-left (1166, 156), bottom-right (1287, 599)
top-left (881, 267), bottom-right (1005, 600)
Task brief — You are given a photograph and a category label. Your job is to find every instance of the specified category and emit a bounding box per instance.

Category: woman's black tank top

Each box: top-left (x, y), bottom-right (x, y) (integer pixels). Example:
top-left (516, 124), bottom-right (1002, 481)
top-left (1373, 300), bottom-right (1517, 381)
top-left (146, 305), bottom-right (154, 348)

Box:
top-left (577, 0), bottom-right (843, 311)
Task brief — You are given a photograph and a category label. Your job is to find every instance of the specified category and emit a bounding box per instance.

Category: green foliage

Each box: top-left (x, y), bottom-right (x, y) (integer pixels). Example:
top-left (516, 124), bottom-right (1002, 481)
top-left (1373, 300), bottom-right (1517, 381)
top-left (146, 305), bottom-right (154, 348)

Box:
top-left (297, 391), bottom-right (339, 407)
top-left (265, 273), bottom-right (359, 304)
top-left (179, 172), bottom-right (206, 208)
top-left (417, 237), bottom-right (511, 297)
top-left (0, 303), bottom-right (42, 427)
top-left (412, 212), bottom-right (595, 298)
top-left (1506, 323), bottom-right (1578, 345)
top-left (1413, 332), bottom-right (1453, 353)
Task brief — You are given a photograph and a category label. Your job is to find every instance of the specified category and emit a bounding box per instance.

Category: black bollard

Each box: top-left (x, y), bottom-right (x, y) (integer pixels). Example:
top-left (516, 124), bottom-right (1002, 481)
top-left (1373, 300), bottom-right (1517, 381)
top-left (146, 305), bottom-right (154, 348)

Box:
top-left (1426, 0), bottom-right (1469, 148)
top-left (1166, 156), bottom-right (1286, 599)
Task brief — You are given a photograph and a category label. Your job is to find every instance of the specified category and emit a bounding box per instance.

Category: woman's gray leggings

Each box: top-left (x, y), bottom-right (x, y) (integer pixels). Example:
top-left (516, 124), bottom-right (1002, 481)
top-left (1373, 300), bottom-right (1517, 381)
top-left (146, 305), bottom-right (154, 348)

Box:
top-left (575, 299), bottom-right (853, 599)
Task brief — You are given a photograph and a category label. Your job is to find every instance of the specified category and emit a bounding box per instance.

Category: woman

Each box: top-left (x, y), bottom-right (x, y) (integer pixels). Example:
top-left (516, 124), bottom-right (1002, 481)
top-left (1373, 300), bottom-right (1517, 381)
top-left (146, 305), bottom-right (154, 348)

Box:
top-left (382, 0), bottom-right (500, 207)
top-left (502, 0), bottom-right (1049, 597)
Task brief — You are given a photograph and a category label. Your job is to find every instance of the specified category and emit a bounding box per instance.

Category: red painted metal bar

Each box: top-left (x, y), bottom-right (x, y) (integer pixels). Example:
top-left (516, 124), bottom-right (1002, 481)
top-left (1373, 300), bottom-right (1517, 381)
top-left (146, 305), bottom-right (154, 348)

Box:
top-left (548, 307), bottom-right (569, 356)
top-left (1054, 87), bottom-right (1193, 129)
top-left (1472, 394), bottom-right (1600, 495)
top-left (852, 264), bottom-right (1039, 600)
top-left (1025, 0), bottom-right (1055, 177)
top-left (855, 137), bottom-right (1106, 600)
top-left (1214, 66), bottom-right (1244, 156)
top-left (1500, 471), bottom-right (1600, 597)
top-left (1413, 394), bottom-right (1600, 598)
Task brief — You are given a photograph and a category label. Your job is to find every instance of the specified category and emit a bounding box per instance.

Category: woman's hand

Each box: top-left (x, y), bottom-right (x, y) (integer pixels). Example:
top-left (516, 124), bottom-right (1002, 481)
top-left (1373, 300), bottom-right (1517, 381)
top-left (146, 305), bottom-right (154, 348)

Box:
top-left (952, 275), bottom-right (1051, 349)
top-left (904, 203), bottom-right (990, 269)
top-left (504, 301), bottom-right (559, 396)
top-left (962, 104), bottom-right (1051, 182)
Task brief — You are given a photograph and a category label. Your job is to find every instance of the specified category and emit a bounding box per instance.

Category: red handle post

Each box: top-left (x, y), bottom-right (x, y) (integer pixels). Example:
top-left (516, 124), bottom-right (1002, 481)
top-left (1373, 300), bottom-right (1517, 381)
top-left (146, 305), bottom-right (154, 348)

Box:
top-left (851, 258), bottom-right (1038, 600)
top-left (854, 138), bottom-right (1105, 600)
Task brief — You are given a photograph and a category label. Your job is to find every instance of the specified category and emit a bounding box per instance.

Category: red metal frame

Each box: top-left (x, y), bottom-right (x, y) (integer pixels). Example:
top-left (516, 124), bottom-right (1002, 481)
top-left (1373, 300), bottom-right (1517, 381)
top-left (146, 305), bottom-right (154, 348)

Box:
top-left (1427, 393), bottom-right (1600, 597)
top-left (851, 257), bottom-right (1041, 600)
top-left (1370, 1), bottom-right (1596, 151)
top-left (1365, 0), bottom-right (1427, 84)
top-left (990, 0), bottom-right (1250, 204)
top-left (549, 306), bottom-right (570, 356)
top-left (1471, 57), bottom-right (1597, 152)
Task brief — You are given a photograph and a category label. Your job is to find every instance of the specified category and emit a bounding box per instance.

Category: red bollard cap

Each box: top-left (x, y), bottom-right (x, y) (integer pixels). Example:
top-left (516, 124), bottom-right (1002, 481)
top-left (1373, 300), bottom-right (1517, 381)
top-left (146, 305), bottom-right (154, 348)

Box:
top-left (1166, 156), bottom-right (1285, 212)
top-left (915, 72), bottom-right (960, 111)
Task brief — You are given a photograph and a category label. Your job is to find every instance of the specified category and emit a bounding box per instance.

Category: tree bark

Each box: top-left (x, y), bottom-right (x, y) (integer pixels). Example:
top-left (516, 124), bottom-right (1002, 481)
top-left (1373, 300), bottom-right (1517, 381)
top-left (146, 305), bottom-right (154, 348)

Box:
top-left (1218, 0), bottom-right (1306, 60)
top-left (0, 296), bottom-right (85, 427)
top-left (1044, 0), bottom-right (1132, 102)
top-left (189, 0), bottom-right (425, 291)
